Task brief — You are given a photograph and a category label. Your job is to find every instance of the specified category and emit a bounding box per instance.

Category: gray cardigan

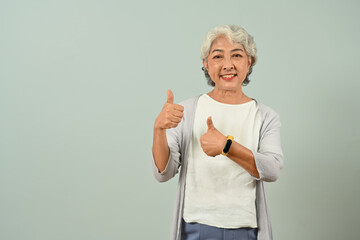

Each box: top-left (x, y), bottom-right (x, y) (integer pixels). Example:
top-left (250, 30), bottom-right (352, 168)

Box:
top-left (152, 96), bottom-right (284, 240)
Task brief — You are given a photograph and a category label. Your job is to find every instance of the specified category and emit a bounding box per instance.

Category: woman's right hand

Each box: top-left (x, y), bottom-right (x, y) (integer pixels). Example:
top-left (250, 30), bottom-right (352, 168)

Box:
top-left (154, 90), bottom-right (184, 130)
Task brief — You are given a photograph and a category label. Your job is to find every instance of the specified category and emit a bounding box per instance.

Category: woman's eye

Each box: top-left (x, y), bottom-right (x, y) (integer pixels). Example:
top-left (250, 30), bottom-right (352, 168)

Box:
top-left (213, 55), bottom-right (222, 59)
top-left (233, 54), bottom-right (242, 58)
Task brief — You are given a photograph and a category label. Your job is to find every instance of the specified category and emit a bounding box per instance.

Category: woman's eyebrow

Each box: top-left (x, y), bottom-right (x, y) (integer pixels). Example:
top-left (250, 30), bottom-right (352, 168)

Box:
top-left (231, 48), bottom-right (244, 52)
top-left (211, 49), bottom-right (224, 53)
top-left (211, 48), bottom-right (244, 53)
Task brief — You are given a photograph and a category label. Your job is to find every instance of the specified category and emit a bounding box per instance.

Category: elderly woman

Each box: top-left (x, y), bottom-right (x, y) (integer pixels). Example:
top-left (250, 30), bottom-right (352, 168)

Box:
top-left (152, 25), bottom-right (283, 240)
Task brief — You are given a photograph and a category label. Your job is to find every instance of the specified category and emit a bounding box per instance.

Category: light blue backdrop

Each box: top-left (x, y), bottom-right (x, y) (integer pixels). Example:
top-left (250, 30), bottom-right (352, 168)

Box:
top-left (1, 0), bottom-right (359, 239)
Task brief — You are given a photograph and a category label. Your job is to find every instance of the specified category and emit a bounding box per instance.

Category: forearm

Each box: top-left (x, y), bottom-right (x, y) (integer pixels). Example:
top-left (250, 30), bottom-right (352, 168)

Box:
top-left (152, 127), bottom-right (170, 173)
top-left (227, 141), bottom-right (260, 178)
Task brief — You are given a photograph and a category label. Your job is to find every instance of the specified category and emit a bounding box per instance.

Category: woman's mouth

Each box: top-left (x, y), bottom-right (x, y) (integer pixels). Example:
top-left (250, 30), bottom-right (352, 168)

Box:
top-left (220, 74), bottom-right (237, 81)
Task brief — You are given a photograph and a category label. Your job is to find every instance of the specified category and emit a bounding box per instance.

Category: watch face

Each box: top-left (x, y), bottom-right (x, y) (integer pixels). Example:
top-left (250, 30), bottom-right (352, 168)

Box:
top-left (223, 139), bottom-right (232, 153)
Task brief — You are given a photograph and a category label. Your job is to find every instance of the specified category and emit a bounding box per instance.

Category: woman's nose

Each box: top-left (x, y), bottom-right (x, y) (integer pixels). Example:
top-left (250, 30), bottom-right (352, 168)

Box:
top-left (222, 57), bottom-right (234, 70)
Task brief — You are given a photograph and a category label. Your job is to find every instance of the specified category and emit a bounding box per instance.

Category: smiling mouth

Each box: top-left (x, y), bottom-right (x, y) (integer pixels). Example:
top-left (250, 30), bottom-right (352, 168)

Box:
top-left (220, 74), bottom-right (237, 80)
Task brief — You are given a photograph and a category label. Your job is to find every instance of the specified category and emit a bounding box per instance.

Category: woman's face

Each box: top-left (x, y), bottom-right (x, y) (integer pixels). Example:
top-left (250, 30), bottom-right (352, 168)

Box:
top-left (203, 36), bottom-right (252, 92)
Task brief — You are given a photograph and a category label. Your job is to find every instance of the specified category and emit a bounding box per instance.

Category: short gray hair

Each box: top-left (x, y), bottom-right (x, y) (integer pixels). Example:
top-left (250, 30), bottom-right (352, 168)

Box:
top-left (201, 25), bottom-right (257, 86)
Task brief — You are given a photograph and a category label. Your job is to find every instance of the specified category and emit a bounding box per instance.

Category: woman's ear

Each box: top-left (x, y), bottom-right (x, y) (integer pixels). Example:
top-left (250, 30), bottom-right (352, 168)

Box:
top-left (248, 57), bottom-right (252, 68)
top-left (203, 59), bottom-right (208, 71)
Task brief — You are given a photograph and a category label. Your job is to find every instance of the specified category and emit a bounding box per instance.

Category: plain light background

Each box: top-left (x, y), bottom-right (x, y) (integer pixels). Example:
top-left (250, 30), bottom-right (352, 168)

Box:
top-left (1, 0), bottom-right (359, 239)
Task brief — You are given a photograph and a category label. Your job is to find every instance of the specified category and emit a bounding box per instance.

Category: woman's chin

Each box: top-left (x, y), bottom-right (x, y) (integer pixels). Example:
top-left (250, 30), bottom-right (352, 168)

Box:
top-left (215, 82), bottom-right (242, 91)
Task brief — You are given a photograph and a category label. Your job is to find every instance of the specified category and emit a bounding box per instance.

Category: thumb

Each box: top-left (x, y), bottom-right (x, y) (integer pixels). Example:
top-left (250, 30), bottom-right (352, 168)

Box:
top-left (206, 116), bottom-right (215, 130)
top-left (166, 89), bottom-right (174, 104)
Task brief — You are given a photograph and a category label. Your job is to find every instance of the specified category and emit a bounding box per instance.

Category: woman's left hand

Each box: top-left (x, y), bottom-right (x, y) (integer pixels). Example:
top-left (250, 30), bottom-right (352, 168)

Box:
top-left (200, 116), bottom-right (227, 157)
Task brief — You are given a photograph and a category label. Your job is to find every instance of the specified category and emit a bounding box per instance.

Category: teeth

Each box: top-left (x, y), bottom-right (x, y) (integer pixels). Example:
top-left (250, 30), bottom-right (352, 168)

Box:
top-left (222, 74), bottom-right (235, 78)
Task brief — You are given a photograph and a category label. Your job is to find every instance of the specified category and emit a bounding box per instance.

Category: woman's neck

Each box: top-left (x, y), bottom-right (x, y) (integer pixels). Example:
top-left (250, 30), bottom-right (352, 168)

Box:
top-left (207, 88), bottom-right (252, 105)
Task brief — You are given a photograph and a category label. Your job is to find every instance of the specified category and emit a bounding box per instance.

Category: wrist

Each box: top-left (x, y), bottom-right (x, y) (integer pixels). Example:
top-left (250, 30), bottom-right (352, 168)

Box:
top-left (221, 135), bottom-right (234, 156)
top-left (154, 117), bottom-right (165, 130)
top-left (154, 125), bottom-right (166, 133)
top-left (219, 136), bottom-right (226, 155)
top-left (154, 120), bottom-right (167, 133)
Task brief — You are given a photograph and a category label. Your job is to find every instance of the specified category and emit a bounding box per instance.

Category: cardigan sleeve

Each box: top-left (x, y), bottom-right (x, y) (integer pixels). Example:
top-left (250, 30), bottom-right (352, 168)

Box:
top-left (152, 121), bottom-right (183, 183)
top-left (251, 105), bottom-right (284, 182)
top-left (151, 96), bottom-right (198, 183)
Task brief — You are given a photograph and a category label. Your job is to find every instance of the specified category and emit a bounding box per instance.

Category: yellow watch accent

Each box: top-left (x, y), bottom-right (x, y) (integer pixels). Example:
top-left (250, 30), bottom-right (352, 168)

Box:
top-left (221, 135), bottom-right (234, 156)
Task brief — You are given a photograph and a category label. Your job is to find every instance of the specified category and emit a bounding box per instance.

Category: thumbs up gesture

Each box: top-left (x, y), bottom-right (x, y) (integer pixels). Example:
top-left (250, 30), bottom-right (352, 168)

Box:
top-left (200, 116), bottom-right (227, 157)
top-left (154, 90), bottom-right (184, 130)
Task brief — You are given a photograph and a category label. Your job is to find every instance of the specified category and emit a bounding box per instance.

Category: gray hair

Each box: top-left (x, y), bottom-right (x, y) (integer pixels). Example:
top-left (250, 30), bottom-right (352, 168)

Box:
top-left (201, 25), bottom-right (257, 86)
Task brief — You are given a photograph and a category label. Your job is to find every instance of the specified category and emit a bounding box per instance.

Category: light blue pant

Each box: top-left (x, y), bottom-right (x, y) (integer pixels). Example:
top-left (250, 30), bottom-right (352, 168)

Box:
top-left (181, 219), bottom-right (258, 240)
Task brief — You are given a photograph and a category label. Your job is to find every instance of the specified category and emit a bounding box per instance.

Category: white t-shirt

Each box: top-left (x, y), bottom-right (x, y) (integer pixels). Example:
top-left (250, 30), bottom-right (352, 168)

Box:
top-left (183, 94), bottom-right (261, 228)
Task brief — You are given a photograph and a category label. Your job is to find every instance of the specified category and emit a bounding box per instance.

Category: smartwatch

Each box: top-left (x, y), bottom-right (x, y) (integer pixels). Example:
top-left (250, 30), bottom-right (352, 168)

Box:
top-left (222, 135), bottom-right (234, 156)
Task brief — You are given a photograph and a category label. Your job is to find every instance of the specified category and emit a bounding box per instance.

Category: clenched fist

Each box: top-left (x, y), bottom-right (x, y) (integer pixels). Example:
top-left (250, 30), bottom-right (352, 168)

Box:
top-left (200, 116), bottom-right (227, 157)
top-left (154, 90), bottom-right (184, 129)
